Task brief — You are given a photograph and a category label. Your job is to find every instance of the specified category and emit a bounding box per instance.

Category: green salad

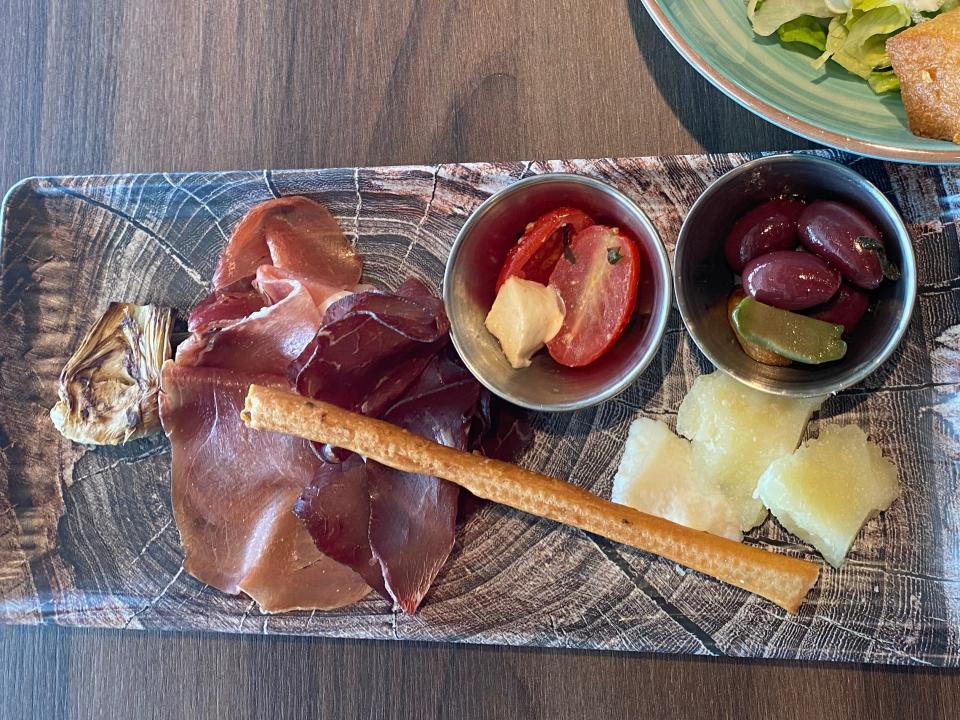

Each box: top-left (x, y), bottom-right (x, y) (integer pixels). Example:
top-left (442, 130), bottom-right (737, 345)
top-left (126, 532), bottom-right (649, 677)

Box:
top-left (747, 0), bottom-right (959, 93)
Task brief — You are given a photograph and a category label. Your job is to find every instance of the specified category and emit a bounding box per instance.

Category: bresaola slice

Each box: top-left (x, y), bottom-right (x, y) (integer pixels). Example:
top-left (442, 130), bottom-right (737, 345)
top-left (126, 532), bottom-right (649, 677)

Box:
top-left (212, 196), bottom-right (362, 291)
top-left (368, 356), bottom-right (483, 612)
top-left (293, 456), bottom-right (389, 598)
top-left (294, 355), bottom-right (485, 613)
top-left (158, 361), bottom-right (369, 612)
top-left (291, 279), bottom-right (449, 420)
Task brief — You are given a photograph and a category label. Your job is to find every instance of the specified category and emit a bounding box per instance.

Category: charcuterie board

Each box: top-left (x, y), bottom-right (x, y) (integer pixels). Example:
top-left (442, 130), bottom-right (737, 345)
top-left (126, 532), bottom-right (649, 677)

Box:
top-left (1, 151), bottom-right (958, 665)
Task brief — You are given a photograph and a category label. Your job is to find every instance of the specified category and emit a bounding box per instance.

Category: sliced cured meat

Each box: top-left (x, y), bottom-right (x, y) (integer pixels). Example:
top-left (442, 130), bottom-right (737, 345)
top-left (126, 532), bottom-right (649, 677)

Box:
top-left (187, 284), bottom-right (265, 333)
top-left (158, 361), bottom-right (369, 611)
top-left (293, 456), bottom-right (389, 598)
top-left (480, 400), bottom-right (534, 464)
top-left (212, 196), bottom-right (362, 292)
top-left (295, 355), bottom-right (485, 613)
top-left (263, 201), bottom-right (361, 285)
top-left (368, 356), bottom-right (483, 612)
top-left (255, 264), bottom-right (346, 310)
top-left (394, 276), bottom-right (446, 308)
top-left (212, 199), bottom-right (274, 287)
top-left (291, 279), bottom-right (449, 420)
top-left (238, 508), bottom-right (370, 613)
top-left (163, 194), bottom-right (378, 612)
top-left (176, 277), bottom-right (323, 375)
top-left (253, 266), bottom-right (376, 318)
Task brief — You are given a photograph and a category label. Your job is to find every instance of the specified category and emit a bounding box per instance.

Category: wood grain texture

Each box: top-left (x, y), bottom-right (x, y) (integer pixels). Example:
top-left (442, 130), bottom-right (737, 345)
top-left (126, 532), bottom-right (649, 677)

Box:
top-left (0, 1), bottom-right (957, 719)
top-left (1, 152), bottom-right (958, 668)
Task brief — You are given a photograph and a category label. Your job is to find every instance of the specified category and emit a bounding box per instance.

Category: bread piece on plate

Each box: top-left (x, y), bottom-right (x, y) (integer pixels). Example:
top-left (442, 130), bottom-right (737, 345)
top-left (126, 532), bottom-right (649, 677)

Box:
top-left (886, 9), bottom-right (960, 144)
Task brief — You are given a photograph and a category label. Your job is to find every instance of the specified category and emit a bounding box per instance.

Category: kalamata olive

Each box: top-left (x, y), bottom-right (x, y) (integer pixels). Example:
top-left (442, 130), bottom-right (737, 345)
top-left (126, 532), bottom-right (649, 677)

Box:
top-left (742, 250), bottom-right (841, 311)
top-left (724, 198), bottom-right (806, 273)
top-left (798, 200), bottom-right (885, 289)
top-left (810, 284), bottom-right (870, 338)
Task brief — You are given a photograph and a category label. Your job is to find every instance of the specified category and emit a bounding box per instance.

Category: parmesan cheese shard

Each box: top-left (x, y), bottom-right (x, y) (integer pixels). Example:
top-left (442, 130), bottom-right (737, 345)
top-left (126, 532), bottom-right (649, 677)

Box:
top-left (676, 372), bottom-right (825, 532)
top-left (612, 418), bottom-right (742, 541)
top-left (51, 302), bottom-right (172, 445)
top-left (755, 424), bottom-right (899, 568)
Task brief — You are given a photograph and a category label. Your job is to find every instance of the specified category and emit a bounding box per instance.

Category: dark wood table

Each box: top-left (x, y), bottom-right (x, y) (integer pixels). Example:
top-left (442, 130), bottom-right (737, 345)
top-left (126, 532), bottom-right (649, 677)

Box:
top-left (0, 2), bottom-right (955, 718)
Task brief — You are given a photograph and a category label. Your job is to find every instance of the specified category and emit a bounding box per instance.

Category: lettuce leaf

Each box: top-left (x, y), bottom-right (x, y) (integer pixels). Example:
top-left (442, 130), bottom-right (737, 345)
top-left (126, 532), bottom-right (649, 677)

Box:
top-left (810, 0), bottom-right (911, 92)
top-left (749, 0), bottom-right (946, 94)
top-left (866, 70), bottom-right (900, 93)
top-left (749, 0), bottom-right (848, 36)
top-left (777, 16), bottom-right (829, 50)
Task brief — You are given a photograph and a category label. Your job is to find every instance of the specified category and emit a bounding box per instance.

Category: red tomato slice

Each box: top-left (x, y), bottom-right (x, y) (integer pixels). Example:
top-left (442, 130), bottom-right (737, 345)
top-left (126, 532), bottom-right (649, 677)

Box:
top-left (495, 208), bottom-right (593, 291)
top-left (546, 225), bottom-right (640, 367)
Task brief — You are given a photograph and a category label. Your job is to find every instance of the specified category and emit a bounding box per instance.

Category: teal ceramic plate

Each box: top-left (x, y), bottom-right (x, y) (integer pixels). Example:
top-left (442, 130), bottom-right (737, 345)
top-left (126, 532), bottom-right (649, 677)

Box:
top-left (642, 0), bottom-right (960, 164)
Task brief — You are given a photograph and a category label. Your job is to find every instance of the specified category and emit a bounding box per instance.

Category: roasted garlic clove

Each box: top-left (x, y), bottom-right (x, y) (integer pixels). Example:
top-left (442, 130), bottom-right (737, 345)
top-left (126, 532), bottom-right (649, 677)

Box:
top-left (50, 303), bottom-right (172, 445)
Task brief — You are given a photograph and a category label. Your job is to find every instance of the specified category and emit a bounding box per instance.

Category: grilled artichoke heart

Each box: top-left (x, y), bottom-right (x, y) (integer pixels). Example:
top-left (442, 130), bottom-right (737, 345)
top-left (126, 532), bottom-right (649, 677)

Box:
top-left (50, 303), bottom-right (172, 445)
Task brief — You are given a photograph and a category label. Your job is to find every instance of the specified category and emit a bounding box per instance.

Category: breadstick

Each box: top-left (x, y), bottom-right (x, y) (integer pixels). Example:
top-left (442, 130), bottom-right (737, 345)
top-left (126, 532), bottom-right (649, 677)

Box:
top-left (242, 385), bottom-right (819, 613)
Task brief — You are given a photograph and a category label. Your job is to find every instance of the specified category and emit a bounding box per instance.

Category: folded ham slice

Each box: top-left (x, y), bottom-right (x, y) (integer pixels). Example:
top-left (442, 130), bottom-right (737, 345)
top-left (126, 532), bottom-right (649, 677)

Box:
top-left (159, 361), bottom-right (369, 612)
top-left (165, 196), bottom-right (497, 615)
top-left (187, 283), bottom-right (265, 333)
top-left (181, 197), bottom-right (364, 375)
top-left (212, 196), bottom-right (362, 292)
top-left (176, 277), bottom-right (323, 375)
top-left (254, 265), bottom-right (337, 307)
top-left (161, 196), bottom-right (379, 613)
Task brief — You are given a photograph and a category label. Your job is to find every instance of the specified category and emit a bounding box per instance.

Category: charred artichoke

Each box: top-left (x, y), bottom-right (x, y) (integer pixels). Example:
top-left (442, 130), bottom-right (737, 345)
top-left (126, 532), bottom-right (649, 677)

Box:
top-left (50, 303), bottom-right (172, 445)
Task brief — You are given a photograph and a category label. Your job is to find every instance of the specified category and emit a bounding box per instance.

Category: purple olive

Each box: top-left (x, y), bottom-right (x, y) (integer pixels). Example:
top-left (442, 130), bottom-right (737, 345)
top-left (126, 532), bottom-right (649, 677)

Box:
top-left (798, 201), bottom-right (887, 289)
top-left (724, 199), bottom-right (806, 273)
top-left (743, 250), bottom-right (842, 311)
top-left (810, 284), bottom-right (870, 338)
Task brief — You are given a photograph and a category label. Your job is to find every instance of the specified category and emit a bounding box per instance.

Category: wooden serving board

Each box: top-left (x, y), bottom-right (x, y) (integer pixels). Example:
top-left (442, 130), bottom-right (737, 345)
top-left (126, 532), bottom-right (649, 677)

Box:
top-left (1, 152), bottom-right (958, 666)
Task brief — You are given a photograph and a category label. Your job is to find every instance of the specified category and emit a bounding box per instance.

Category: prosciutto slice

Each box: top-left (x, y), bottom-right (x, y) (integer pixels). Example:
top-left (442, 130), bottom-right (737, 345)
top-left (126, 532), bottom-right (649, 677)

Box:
top-left (187, 282), bottom-right (265, 333)
top-left (158, 361), bottom-right (369, 611)
top-left (176, 277), bottom-right (323, 375)
top-left (254, 265), bottom-right (336, 307)
top-left (161, 195), bottom-right (382, 612)
top-left (212, 196), bottom-right (362, 292)
top-left (295, 352), bottom-right (485, 613)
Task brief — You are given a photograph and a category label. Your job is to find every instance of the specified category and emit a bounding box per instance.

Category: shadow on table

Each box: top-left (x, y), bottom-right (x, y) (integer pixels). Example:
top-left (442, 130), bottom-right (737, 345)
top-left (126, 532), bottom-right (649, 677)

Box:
top-left (625, 1), bottom-right (816, 154)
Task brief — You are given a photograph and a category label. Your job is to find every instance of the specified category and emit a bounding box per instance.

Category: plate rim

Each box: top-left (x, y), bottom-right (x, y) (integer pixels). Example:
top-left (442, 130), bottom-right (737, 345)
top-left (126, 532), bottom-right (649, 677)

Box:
top-left (640, 0), bottom-right (960, 165)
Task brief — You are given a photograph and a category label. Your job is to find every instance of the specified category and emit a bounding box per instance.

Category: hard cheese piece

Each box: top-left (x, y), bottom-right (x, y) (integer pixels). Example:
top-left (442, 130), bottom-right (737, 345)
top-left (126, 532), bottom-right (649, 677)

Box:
top-left (755, 423), bottom-right (899, 568)
top-left (612, 418), bottom-right (742, 541)
top-left (677, 371), bottom-right (825, 531)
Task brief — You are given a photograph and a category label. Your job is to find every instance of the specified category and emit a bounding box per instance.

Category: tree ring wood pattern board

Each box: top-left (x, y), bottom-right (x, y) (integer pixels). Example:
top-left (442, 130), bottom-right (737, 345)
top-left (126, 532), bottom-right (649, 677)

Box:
top-left (0, 152), bottom-right (958, 666)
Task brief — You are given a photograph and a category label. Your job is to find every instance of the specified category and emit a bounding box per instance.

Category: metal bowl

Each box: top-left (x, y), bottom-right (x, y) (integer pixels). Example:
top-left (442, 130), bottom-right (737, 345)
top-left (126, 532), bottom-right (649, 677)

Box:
top-left (674, 154), bottom-right (917, 397)
top-left (443, 174), bottom-right (673, 412)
